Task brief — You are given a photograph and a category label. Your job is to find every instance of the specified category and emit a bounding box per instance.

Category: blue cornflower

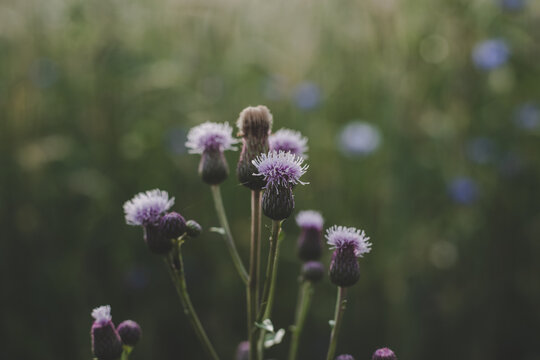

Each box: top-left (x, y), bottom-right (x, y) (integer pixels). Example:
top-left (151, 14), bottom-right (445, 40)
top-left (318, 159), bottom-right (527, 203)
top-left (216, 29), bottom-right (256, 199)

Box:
top-left (472, 39), bottom-right (510, 71)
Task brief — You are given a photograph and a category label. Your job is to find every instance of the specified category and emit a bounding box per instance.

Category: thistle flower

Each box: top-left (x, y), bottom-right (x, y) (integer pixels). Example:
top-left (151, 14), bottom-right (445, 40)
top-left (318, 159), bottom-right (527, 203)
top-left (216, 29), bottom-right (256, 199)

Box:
top-left (117, 320), bottom-right (142, 347)
top-left (253, 151), bottom-right (308, 220)
top-left (336, 355), bottom-right (355, 360)
top-left (159, 212), bottom-right (186, 239)
top-left (91, 305), bottom-right (123, 360)
top-left (123, 189), bottom-right (174, 226)
top-left (296, 210), bottom-right (324, 261)
top-left (372, 347), bottom-right (397, 360)
top-left (236, 105), bottom-right (273, 190)
top-left (269, 128), bottom-right (308, 158)
top-left (186, 122), bottom-right (237, 185)
top-left (326, 226), bottom-right (371, 287)
top-left (302, 261), bottom-right (325, 283)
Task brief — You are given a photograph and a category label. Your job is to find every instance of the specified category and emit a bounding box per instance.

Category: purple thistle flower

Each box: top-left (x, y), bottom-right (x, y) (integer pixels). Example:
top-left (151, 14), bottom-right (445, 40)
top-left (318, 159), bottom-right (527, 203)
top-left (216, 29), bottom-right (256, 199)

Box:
top-left (123, 189), bottom-right (174, 226)
top-left (235, 341), bottom-right (249, 360)
top-left (336, 355), bottom-right (355, 360)
top-left (91, 305), bottom-right (123, 360)
top-left (269, 128), bottom-right (308, 158)
top-left (372, 347), bottom-right (397, 360)
top-left (326, 226), bottom-right (371, 257)
top-left (296, 210), bottom-right (324, 261)
top-left (159, 212), bottom-right (186, 239)
top-left (472, 39), bottom-right (510, 71)
top-left (327, 226), bottom-right (371, 287)
top-left (296, 210), bottom-right (324, 231)
top-left (185, 122), bottom-right (237, 154)
top-left (252, 151), bottom-right (308, 190)
top-left (117, 320), bottom-right (142, 347)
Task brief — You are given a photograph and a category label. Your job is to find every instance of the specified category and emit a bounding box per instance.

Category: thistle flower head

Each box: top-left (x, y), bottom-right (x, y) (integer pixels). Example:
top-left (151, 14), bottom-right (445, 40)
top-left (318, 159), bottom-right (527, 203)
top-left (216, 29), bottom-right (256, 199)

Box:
top-left (296, 210), bottom-right (324, 231)
top-left (372, 347), bottom-right (397, 360)
top-left (117, 320), bottom-right (142, 347)
top-left (269, 128), bottom-right (308, 158)
top-left (92, 305), bottom-right (112, 325)
top-left (123, 189), bottom-right (174, 226)
top-left (326, 225), bottom-right (371, 257)
top-left (302, 261), bottom-right (325, 282)
top-left (185, 122), bottom-right (237, 154)
top-left (336, 355), bottom-right (355, 360)
top-left (252, 151), bottom-right (308, 190)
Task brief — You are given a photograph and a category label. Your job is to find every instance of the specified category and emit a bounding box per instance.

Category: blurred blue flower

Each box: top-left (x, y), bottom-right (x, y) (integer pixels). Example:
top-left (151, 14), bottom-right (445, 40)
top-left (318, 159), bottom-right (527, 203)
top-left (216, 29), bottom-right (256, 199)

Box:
top-left (498, 0), bottom-right (525, 11)
top-left (293, 82), bottom-right (321, 110)
top-left (466, 137), bottom-right (497, 164)
top-left (164, 126), bottom-right (188, 155)
top-left (337, 121), bottom-right (381, 156)
top-left (472, 39), bottom-right (510, 71)
top-left (514, 103), bottom-right (539, 130)
top-left (448, 177), bottom-right (478, 205)
top-left (29, 58), bottom-right (59, 89)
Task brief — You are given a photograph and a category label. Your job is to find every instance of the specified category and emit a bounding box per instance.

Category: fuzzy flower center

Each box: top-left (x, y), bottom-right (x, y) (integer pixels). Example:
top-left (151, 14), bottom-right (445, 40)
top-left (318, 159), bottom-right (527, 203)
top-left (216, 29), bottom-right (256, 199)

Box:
top-left (185, 122), bottom-right (237, 154)
top-left (252, 151), bottom-right (308, 189)
top-left (91, 305), bottom-right (112, 324)
top-left (123, 189), bottom-right (174, 226)
top-left (296, 210), bottom-right (323, 230)
top-left (326, 225), bottom-right (371, 257)
top-left (269, 129), bottom-right (308, 158)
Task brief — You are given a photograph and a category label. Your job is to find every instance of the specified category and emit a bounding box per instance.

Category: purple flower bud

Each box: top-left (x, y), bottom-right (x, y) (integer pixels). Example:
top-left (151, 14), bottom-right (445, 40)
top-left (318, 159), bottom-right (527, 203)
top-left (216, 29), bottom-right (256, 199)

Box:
top-left (326, 226), bottom-right (371, 287)
top-left (186, 122), bottom-right (237, 185)
top-left (91, 306), bottom-right (123, 360)
top-left (186, 219), bottom-right (202, 237)
top-left (144, 224), bottom-right (172, 254)
top-left (296, 210), bottom-right (324, 261)
top-left (159, 212), bottom-right (186, 239)
top-left (117, 320), bottom-right (142, 347)
top-left (336, 355), bottom-right (355, 360)
top-left (123, 189), bottom-right (174, 227)
top-left (235, 341), bottom-right (249, 360)
top-left (302, 261), bottom-right (325, 283)
top-left (236, 106), bottom-right (273, 190)
top-left (372, 347), bottom-right (397, 360)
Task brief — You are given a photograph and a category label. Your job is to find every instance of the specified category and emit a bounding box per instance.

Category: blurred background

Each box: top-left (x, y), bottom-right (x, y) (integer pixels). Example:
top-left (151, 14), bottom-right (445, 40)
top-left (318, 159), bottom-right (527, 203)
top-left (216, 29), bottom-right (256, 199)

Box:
top-left (1, 0), bottom-right (540, 359)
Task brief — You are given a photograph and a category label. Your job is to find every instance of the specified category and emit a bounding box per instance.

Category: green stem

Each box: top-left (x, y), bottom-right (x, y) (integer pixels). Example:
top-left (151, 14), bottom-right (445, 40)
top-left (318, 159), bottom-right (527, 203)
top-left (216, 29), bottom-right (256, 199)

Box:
top-left (256, 220), bottom-right (283, 359)
top-left (248, 190), bottom-right (262, 360)
top-left (288, 281), bottom-right (314, 360)
top-left (210, 185), bottom-right (248, 284)
top-left (165, 246), bottom-right (220, 360)
top-left (325, 287), bottom-right (348, 360)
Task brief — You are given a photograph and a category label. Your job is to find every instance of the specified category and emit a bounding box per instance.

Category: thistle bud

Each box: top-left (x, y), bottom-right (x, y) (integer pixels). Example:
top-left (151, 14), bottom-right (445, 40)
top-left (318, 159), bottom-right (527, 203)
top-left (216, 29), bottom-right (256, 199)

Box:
top-left (159, 212), bottom-right (186, 239)
top-left (144, 224), bottom-right (172, 254)
top-left (235, 341), bottom-right (249, 360)
top-left (236, 106), bottom-right (273, 190)
top-left (372, 348), bottom-right (397, 360)
top-left (186, 219), bottom-right (202, 237)
top-left (302, 261), bottom-right (325, 283)
top-left (262, 184), bottom-right (295, 220)
top-left (117, 320), bottom-right (142, 347)
top-left (336, 355), bottom-right (355, 360)
top-left (326, 226), bottom-right (372, 288)
top-left (91, 306), bottom-right (123, 360)
top-left (199, 149), bottom-right (229, 185)
top-left (296, 210), bottom-right (324, 261)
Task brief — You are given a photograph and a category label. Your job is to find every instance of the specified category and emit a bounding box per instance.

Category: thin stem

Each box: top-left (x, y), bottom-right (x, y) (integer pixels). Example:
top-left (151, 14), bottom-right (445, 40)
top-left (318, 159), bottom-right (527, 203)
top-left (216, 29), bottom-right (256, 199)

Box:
top-left (165, 246), bottom-right (220, 360)
top-left (210, 185), bottom-right (248, 284)
top-left (248, 190), bottom-right (262, 360)
top-left (256, 220), bottom-right (283, 359)
top-left (325, 287), bottom-right (348, 360)
top-left (288, 281), bottom-right (314, 360)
